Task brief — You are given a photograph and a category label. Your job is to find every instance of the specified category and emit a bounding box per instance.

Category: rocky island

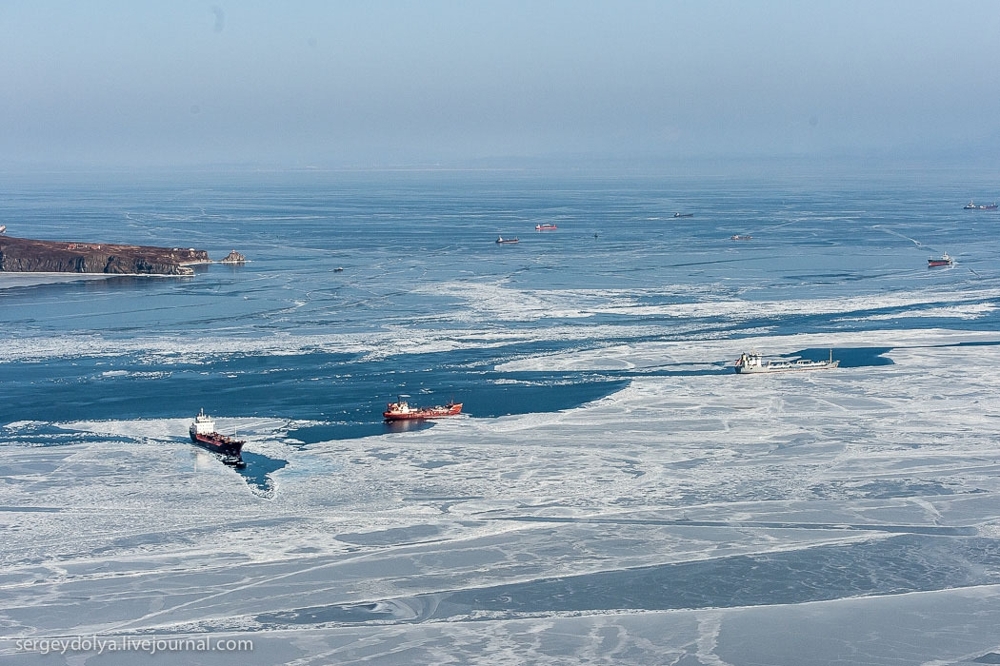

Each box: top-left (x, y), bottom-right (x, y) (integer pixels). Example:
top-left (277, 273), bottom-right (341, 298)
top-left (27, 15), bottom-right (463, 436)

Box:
top-left (220, 249), bottom-right (246, 264)
top-left (0, 235), bottom-right (210, 275)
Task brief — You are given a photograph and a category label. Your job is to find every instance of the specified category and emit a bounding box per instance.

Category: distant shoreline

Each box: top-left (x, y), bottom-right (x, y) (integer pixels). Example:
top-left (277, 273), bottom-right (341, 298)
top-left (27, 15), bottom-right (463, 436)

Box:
top-left (0, 235), bottom-right (211, 276)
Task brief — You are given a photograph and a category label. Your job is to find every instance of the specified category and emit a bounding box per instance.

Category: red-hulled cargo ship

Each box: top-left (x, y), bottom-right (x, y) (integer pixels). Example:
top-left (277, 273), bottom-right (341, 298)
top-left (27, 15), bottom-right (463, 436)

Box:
top-left (928, 253), bottom-right (954, 268)
top-left (383, 397), bottom-right (463, 421)
top-left (189, 409), bottom-right (246, 466)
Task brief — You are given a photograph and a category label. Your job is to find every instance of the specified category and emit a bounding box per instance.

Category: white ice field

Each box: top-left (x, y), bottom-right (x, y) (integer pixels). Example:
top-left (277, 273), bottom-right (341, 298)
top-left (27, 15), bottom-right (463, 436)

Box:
top-left (4, 327), bottom-right (1000, 664)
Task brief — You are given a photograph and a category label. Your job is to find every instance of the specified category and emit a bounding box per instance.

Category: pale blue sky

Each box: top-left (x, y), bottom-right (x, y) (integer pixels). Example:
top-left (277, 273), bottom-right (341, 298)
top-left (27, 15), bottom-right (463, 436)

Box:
top-left (2, 1), bottom-right (999, 168)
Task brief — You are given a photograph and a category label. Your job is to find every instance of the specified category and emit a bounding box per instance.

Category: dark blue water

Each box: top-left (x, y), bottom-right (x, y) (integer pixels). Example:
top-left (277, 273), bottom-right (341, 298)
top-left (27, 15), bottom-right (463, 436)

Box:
top-left (235, 450), bottom-right (287, 495)
top-left (2, 166), bottom-right (999, 444)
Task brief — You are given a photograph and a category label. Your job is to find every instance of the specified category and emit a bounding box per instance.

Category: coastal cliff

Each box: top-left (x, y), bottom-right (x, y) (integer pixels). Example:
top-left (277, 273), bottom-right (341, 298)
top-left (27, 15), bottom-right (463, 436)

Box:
top-left (0, 236), bottom-right (210, 275)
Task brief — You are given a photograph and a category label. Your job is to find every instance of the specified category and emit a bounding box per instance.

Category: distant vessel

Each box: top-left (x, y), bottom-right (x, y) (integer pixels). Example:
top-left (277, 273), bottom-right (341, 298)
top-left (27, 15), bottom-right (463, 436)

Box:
top-left (673, 212), bottom-right (694, 218)
top-left (928, 253), bottom-right (954, 268)
top-left (383, 397), bottom-right (463, 421)
top-left (964, 201), bottom-right (997, 210)
top-left (535, 224), bottom-right (558, 231)
top-left (730, 234), bottom-right (752, 240)
top-left (496, 235), bottom-right (519, 244)
top-left (734, 350), bottom-right (839, 374)
top-left (189, 409), bottom-right (245, 466)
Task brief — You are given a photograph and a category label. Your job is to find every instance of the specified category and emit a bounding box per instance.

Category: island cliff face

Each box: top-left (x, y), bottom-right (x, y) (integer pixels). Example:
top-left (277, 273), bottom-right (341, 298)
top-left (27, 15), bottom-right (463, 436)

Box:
top-left (0, 236), bottom-right (209, 275)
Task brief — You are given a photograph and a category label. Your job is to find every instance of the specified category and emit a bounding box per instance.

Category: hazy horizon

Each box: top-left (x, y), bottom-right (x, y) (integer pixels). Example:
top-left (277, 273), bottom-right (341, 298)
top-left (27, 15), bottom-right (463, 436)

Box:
top-left (3, 1), bottom-right (1000, 170)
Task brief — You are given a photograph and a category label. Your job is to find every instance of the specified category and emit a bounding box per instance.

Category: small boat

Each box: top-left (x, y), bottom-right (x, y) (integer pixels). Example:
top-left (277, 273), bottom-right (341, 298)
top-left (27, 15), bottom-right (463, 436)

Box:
top-left (730, 234), bottom-right (752, 241)
top-left (383, 396), bottom-right (463, 421)
top-left (496, 236), bottom-right (519, 244)
top-left (734, 350), bottom-right (839, 374)
top-left (964, 201), bottom-right (998, 210)
top-left (673, 212), bottom-right (694, 218)
top-left (535, 224), bottom-right (558, 231)
top-left (0, 225), bottom-right (6, 234)
top-left (928, 253), bottom-right (954, 268)
top-left (189, 409), bottom-right (245, 466)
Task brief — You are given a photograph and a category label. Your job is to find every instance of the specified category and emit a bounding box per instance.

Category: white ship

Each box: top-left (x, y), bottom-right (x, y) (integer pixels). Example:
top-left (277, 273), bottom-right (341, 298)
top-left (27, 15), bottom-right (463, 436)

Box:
top-left (734, 350), bottom-right (839, 374)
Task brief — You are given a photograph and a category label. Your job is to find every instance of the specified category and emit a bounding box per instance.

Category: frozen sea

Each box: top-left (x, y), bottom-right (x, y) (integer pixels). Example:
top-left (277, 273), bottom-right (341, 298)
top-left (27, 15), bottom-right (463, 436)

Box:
top-left (4, 163), bottom-right (1000, 664)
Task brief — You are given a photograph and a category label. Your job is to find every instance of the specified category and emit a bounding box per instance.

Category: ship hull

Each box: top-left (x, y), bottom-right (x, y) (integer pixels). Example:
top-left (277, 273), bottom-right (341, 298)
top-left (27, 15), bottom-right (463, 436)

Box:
top-left (189, 431), bottom-right (245, 465)
top-left (383, 402), bottom-right (463, 421)
top-left (734, 360), bottom-right (840, 374)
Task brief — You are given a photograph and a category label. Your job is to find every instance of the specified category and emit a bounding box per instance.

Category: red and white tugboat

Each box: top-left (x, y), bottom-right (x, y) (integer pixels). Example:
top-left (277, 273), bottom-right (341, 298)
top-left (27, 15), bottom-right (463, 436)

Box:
top-left (189, 409), bottom-right (246, 466)
top-left (383, 396), bottom-right (463, 421)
